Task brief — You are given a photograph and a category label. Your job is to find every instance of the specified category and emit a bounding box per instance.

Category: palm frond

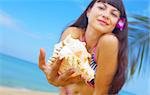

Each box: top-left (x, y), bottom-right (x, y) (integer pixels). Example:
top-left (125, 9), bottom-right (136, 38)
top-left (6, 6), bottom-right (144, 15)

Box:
top-left (128, 13), bottom-right (150, 78)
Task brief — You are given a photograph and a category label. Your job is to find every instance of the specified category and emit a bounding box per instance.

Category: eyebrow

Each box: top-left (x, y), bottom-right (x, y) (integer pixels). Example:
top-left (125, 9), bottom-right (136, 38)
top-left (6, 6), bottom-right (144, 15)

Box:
top-left (97, 1), bottom-right (119, 13)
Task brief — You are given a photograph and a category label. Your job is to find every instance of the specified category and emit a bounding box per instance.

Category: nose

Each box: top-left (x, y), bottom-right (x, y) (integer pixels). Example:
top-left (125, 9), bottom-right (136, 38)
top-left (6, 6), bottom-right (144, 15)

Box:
top-left (102, 15), bottom-right (108, 20)
top-left (101, 11), bottom-right (109, 20)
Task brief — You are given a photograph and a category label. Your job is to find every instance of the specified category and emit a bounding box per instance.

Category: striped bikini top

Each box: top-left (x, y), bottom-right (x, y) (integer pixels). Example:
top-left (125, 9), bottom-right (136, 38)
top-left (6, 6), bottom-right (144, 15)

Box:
top-left (88, 47), bottom-right (97, 87)
top-left (90, 47), bottom-right (97, 73)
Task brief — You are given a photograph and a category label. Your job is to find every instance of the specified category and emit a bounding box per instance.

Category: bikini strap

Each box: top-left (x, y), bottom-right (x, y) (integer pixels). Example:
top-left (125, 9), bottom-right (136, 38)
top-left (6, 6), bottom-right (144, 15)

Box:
top-left (93, 47), bottom-right (97, 62)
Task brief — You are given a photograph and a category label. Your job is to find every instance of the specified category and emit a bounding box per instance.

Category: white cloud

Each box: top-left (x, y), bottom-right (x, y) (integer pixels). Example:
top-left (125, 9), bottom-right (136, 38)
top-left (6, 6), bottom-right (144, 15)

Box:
top-left (0, 10), bottom-right (42, 39)
top-left (0, 10), bottom-right (21, 31)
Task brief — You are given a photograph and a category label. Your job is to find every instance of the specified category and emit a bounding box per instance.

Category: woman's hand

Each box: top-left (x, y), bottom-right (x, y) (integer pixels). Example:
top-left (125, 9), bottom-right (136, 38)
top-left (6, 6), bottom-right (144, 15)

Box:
top-left (38, 48), bottom-right (83, 87)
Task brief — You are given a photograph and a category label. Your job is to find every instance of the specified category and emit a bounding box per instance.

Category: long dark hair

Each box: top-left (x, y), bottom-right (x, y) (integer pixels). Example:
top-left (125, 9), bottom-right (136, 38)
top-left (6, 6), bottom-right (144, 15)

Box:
top-left (69, 0), bottom-right (128, 94)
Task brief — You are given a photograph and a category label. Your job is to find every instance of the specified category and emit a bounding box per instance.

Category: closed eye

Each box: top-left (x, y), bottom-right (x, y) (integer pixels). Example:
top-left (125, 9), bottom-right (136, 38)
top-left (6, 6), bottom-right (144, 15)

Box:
top-left (98, 6), bottom-right (105, 10)
top-left (111, 12), bottom-right (119, 18)
top-left (111, 13), bottom-right (117, 17)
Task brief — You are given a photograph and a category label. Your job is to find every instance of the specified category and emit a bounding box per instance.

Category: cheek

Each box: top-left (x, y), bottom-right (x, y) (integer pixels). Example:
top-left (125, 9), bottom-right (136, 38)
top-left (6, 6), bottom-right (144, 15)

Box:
top-left (88, 7), bottom-right (101, 20)
top-left (111, 23), bottom-right (117, 29)
top-left (88, 13), bottom-right (97, 25)
top-left (106, 19), bottom-right (118, 32)
top-left (111, 19), bottom-right (118, 28)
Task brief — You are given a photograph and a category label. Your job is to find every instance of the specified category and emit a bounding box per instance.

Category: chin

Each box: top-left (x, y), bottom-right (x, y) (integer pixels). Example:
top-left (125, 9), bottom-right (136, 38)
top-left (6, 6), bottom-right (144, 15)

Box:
top-left (94, 26), bottom-right (108, 33)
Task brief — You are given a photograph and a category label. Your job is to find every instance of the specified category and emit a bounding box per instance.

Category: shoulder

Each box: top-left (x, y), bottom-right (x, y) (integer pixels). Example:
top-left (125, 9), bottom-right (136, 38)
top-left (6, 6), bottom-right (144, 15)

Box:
top-left (61, 27), bottom-right (84, 40)
top-left (96, 34), bottom-right (119, 61)
top-left (97, 34), bottom-right (119, 51)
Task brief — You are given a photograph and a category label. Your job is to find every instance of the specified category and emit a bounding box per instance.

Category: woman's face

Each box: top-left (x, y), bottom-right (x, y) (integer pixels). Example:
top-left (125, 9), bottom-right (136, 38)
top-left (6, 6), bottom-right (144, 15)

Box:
top-left (87, 1), bottom-right (120, 33)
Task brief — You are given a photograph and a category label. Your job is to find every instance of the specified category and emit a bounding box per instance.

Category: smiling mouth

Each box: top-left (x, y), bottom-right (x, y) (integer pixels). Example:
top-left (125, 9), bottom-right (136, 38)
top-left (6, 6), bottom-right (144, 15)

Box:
top-left (97, 19), bottom-right (109, 26)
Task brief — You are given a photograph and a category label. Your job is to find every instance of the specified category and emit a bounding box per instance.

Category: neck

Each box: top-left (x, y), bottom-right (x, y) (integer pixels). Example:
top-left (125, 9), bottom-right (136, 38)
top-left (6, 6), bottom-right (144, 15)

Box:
top-left (85, 25), bottom-right (103, 53)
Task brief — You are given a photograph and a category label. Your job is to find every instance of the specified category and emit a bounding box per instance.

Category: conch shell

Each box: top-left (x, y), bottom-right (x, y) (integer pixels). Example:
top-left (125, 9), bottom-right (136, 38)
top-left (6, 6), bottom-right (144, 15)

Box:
top-left (48, 35), bottom-right (95, 82)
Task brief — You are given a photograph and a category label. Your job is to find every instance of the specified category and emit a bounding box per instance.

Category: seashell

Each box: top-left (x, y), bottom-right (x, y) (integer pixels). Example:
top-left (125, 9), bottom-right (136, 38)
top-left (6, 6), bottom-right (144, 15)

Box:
top-left (48, 34), bottom-right (94, 82)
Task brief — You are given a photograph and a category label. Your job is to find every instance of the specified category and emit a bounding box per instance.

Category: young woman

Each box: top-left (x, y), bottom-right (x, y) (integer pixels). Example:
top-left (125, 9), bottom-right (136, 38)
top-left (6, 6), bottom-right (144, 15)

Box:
top-left (38, 0), bottom-right (128, 95)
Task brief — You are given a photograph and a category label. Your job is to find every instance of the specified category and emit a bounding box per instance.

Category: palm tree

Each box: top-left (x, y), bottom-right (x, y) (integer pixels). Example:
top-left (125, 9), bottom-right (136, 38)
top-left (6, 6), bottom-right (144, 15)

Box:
top-left (128, 14), bottom-right (150, 78)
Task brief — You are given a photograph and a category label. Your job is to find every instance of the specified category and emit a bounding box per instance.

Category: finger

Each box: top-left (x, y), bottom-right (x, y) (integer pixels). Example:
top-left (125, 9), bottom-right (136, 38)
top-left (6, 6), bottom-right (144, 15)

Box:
top-left (38, 48), bottom-right (46, 70)
top-left (57, 69), bottom-right (75, 82)
top-left (49, 58), bottom-right (62, 78)
top-left (66, 75), bottom-right (83, 84)
top-left (51, 58), bottom-right (62, 69)
top-left (61, 75), bottom-right (83, 86)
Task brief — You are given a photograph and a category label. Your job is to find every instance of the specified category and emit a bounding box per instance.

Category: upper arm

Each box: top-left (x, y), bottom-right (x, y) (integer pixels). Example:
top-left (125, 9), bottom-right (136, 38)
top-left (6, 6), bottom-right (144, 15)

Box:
top-left (95, 34), bottom-right (119, 94)
top-left (60, 27), bottom-right (84, 41)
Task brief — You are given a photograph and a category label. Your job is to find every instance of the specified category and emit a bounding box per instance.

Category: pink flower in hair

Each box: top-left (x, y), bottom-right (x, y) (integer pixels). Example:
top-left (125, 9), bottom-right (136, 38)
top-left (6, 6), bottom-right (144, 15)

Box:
top-left (117, 18), bottom-right (125, 31)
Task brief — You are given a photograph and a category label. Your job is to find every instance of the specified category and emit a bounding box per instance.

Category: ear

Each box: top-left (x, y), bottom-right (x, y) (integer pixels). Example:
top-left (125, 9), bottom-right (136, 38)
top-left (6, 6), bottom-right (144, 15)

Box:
top-left (86, 8), bottom-right (91, 18)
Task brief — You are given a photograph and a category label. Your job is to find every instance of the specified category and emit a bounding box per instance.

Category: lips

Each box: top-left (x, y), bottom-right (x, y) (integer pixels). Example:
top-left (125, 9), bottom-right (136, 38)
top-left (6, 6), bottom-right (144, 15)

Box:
top-left (97, 19), bottom-right (109, 25)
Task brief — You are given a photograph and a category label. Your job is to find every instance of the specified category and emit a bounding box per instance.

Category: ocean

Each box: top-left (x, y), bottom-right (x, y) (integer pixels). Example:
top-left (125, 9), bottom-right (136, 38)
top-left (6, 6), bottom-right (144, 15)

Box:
top-left (0, 53), bottom-right (141, 95)
top-left (0, 53), bottom-right (58, 92)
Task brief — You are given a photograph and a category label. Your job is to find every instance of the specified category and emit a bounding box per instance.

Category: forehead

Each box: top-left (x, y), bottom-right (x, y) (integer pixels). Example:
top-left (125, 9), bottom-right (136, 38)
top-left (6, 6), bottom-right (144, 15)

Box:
top-left (97, 0), bottom-right (121, 10)
top-left (95, 1), bottom-right (120, 12)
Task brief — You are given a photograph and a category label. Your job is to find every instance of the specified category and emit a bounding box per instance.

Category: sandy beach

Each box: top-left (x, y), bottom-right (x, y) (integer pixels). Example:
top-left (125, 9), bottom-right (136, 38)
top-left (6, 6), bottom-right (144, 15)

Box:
top-left (0, 86), bottom-right (59, 95)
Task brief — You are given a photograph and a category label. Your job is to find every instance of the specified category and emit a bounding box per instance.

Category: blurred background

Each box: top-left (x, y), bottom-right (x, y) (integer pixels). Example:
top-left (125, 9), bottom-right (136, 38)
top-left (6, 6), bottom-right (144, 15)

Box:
top-left (0, 0), bottom-right (150, 95)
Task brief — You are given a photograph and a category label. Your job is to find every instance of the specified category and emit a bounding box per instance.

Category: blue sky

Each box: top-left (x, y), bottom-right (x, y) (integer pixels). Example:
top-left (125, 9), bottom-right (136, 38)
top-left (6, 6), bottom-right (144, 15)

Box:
top-left (0, 0), bottom-right (149, 63)
top-left (0, 0), bottom-right (149, 94)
